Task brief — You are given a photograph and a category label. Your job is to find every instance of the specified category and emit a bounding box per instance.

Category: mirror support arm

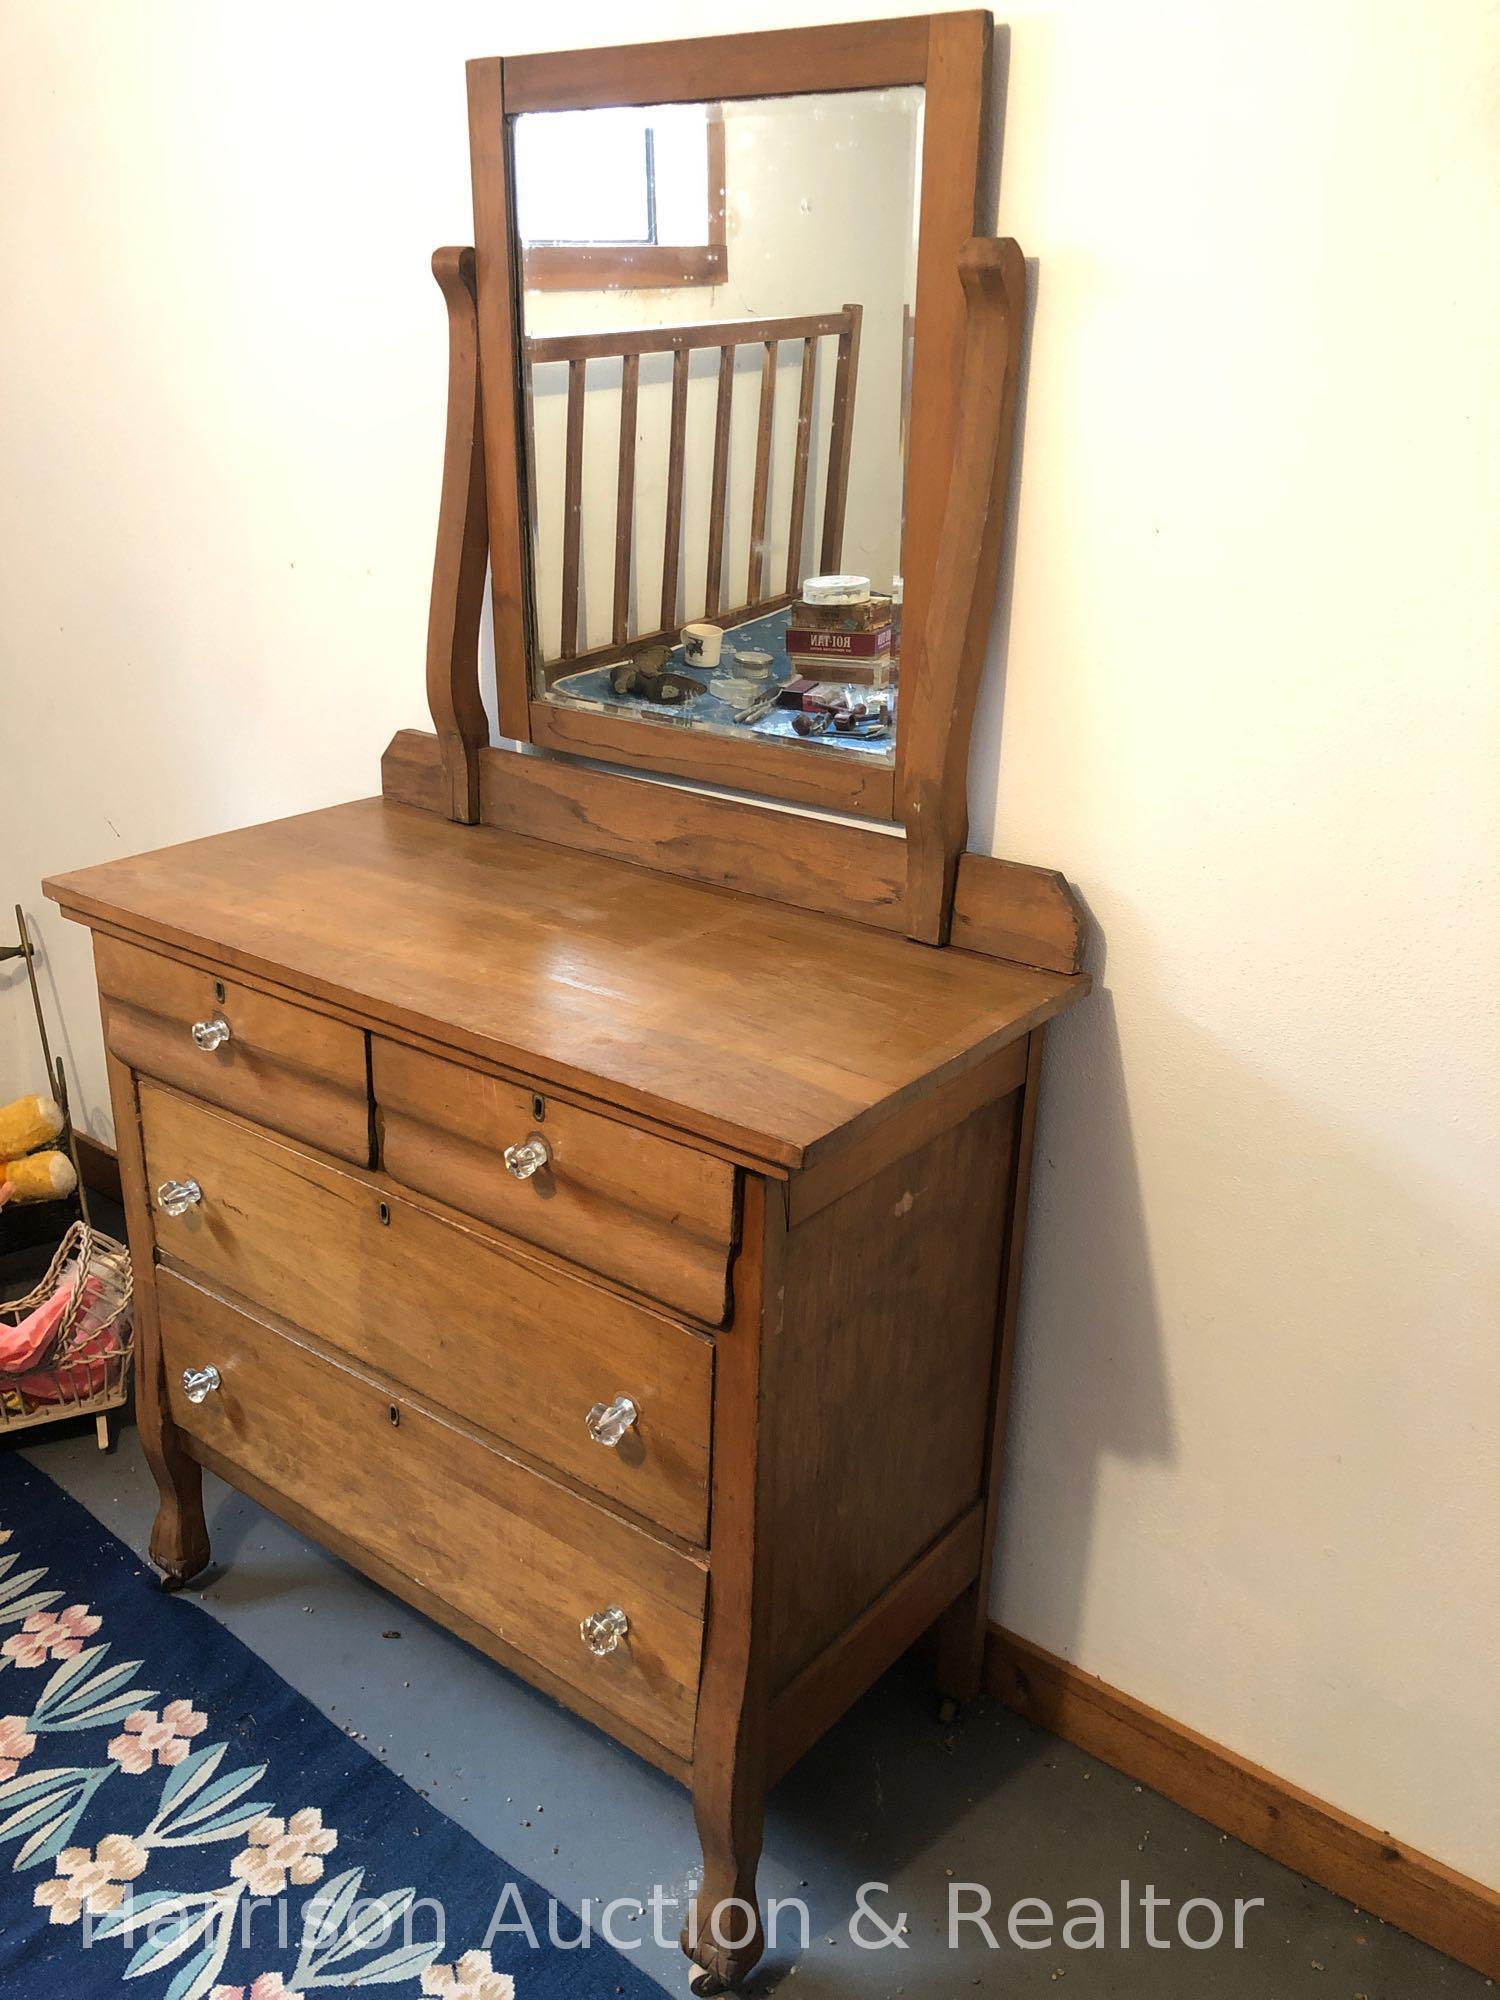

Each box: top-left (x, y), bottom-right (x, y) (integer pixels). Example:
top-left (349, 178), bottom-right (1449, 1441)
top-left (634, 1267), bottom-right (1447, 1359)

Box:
top-left (901, 236), bottom-right (1027, 945)
top-left (426, 245), bottom-right (490, 824)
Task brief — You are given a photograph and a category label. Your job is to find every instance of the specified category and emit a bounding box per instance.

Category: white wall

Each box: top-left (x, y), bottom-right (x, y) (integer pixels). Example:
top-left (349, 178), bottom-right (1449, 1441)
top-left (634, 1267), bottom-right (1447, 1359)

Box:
top-left (2, 0), bottom-right (1496, 1888)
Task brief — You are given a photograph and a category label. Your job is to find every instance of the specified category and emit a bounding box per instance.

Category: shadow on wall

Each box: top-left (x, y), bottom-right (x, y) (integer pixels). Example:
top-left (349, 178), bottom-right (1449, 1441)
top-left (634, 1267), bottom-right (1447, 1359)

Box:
top-left (997, 908), bottom-right (1500, 1767)
top-left (955, 53), bottom-right (1183, 1678)
top-left (998, 943), bottom-right (1179, 1665)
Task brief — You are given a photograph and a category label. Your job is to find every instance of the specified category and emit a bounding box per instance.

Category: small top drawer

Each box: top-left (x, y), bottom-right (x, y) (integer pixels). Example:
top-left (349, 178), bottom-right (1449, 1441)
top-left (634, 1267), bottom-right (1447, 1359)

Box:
top-left (96, 935), bottom-right (370, 1167)
top-left (373, 1039), bottom-right (736, 1324)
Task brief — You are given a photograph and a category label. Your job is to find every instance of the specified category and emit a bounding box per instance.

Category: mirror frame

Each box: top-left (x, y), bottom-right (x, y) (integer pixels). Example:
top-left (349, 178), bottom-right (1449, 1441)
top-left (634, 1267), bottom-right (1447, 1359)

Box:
top-left (466, 13), bottom-right (994, 823)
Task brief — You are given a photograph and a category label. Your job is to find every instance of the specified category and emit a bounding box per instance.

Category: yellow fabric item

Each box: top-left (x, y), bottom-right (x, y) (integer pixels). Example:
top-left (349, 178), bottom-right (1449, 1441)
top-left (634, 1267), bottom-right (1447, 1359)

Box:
top-left (0, 1095), bottom-right (63, 1160)
top-left (0, 1150), bottom-right (77, 1203)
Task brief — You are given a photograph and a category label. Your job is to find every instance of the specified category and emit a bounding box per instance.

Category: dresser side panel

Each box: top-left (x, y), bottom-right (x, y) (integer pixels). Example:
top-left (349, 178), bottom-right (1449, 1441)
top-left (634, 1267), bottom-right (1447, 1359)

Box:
top-left (765, 1094), bottom-right (1020, 1688)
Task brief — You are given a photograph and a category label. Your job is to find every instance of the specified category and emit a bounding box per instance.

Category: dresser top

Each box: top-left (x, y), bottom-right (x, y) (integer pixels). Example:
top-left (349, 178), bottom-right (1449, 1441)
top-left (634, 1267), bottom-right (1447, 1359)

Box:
top-left (47, 798), bottom-right (1086, 1170)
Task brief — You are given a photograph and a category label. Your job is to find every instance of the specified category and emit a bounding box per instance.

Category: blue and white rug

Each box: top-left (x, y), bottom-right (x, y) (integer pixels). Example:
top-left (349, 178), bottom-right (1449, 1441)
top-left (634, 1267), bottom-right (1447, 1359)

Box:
top-left (0, 1450), bottom-right (665, 1999)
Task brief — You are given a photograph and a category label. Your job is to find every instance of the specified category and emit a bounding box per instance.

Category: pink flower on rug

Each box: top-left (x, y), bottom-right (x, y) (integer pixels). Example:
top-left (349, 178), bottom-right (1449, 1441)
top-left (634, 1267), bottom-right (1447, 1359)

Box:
top-left (107, 1699), bottom-right (207, 1773)
top-left (32, 1835), bottom-right (148, 1925)
top-left (210, 1978), bottom-right (306, 2000)
top-left (229, 1809), bottom-right (338, 1896)
top-left (2, 1603), bottom-right (100, 1667)
top-left (421, 1951), bottom-right (516, 1999)
top-left (0, 1714), bottom-right (36, 1779)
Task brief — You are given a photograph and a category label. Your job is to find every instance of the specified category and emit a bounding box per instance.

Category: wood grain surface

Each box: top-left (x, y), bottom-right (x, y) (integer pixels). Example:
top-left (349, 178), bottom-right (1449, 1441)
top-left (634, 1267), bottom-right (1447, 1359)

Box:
top-left (424, 246), bottom-right (489, 822)
top-left (766, 1097), bottom-right (1017, 1685)
top-left (95, 932), bottom-right (370, 1166)
top-left (48, 797), bottom-right (1086, 1170)
top-left (141, 1081), bottom-right (714, 1542)
top-left (374, 1037), bottom-right (736, 1325)
top-left (159, 1268), bottom-right (707, 1758)
top-left (381, 729), bottom-right (1088, 975)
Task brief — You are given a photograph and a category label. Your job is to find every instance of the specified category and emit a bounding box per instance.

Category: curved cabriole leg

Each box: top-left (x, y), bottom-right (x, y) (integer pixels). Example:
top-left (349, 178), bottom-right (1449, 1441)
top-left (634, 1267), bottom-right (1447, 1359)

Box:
top-left (100, 1044), bottom-right (211, 1591)
top-left (682, 1175), bottom-right (777, 1991)
top-left (143, 1400), bottom-right (210, 1591)
top-left (137, 1281), bottom-right (210, 1589)
top-left (682, 1731), bottom-right (767, 1992)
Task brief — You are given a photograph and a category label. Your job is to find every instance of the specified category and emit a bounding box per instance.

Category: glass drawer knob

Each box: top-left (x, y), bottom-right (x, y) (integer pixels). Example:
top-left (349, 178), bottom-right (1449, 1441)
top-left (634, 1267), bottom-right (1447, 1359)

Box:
top-left (580, 1605), bottom-right (629, 1657)
top-left (191, 1016), bottom-right (232, 1051)
top-left (586, 1395), bottom-right (639, 1448)
top-left (156, 1178), bottom-right (203, 1216)
top-left (503, 1134), bottom-right (550, 1181)
top-left (182, 1365), bottom-right (221, 1404)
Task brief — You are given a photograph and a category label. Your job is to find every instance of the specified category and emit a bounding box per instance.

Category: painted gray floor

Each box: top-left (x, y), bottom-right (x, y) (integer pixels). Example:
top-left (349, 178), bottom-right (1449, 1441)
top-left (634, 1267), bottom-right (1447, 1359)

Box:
top-left (13, 1418), bottom-right (1483, 1999)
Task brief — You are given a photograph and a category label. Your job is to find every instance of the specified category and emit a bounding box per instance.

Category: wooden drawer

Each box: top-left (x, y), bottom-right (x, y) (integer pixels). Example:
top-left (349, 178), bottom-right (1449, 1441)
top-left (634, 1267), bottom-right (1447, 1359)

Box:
top-left (139, 1081), bottom-right (712, 1544)
top-left (157, 1269), bottom-right (705, 1759)
top-left (97, 935), bottom-right (370, 1166)
top-left (373, 1038), bottom-right (737, 1324)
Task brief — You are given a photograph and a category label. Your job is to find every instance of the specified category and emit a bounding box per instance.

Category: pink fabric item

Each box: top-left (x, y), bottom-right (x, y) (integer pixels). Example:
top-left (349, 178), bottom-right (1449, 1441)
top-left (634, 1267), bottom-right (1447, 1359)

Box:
top-left (15, 1276), bottom-right (121, 1402)
top-left (0, 1278), bottom-right (75, 1373)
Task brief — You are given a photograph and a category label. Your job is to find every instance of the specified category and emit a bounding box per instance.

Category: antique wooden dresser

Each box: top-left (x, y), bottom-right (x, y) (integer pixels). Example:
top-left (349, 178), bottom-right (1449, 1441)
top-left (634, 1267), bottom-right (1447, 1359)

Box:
top-left (46, 17), bottom-right (1088, 1989)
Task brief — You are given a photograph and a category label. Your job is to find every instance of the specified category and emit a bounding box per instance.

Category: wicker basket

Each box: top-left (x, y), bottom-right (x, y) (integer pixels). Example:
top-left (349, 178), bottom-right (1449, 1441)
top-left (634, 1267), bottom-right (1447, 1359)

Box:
top-left (0, 1222), bottom-right (134, 1447)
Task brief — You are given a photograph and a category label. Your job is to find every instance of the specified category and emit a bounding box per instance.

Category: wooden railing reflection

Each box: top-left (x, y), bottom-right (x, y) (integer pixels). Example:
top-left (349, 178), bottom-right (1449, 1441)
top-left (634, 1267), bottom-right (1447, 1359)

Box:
top-left (525, 305), bottom-right (862, 677)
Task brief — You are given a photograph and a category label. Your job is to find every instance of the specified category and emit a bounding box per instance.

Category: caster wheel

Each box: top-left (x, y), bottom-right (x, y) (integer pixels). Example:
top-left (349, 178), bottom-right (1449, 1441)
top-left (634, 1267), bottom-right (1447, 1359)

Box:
top-left (689, 1973), bottom-right (729, 1997)
top-left (937, 1696), bottom-right (961, 1726)
top-left (157, 1572), bottom-right (186, 1594)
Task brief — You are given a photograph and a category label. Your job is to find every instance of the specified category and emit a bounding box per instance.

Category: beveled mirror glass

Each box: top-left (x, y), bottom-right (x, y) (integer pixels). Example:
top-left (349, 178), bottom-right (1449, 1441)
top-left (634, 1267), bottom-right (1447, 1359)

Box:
top-left (513, 86), bottom-right (923, 768)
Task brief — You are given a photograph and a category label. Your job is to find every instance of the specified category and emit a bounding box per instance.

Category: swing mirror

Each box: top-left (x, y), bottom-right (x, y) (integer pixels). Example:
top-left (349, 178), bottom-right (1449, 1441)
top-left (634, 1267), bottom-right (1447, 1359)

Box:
top-left (470, 18), bottom-right (992, 821)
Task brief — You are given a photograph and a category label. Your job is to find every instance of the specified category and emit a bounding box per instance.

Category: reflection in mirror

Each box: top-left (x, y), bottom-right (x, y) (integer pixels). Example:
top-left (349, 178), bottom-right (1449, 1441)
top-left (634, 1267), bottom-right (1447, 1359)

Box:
top-left (513, 86), bottom-right (923, 764)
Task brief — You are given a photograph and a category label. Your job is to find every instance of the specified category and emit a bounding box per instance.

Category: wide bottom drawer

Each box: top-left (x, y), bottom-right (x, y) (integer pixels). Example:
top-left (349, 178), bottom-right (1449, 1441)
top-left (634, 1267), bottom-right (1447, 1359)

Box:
top-left (157, 1268), bottom-right (705, 1760)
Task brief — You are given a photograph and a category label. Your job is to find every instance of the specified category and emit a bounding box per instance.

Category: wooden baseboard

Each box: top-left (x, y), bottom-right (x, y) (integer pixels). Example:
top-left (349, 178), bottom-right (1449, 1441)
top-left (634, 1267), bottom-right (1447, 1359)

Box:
top-left (74, 1133), bottom-right (122, 1205)
top-left (985, 1626), bottom-right (1499, 1980)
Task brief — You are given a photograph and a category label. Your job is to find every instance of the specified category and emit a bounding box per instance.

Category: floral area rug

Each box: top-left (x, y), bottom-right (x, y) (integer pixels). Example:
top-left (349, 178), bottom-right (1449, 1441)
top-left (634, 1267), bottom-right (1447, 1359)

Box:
top-left (0, 1449), bottom-right (665, 1999)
